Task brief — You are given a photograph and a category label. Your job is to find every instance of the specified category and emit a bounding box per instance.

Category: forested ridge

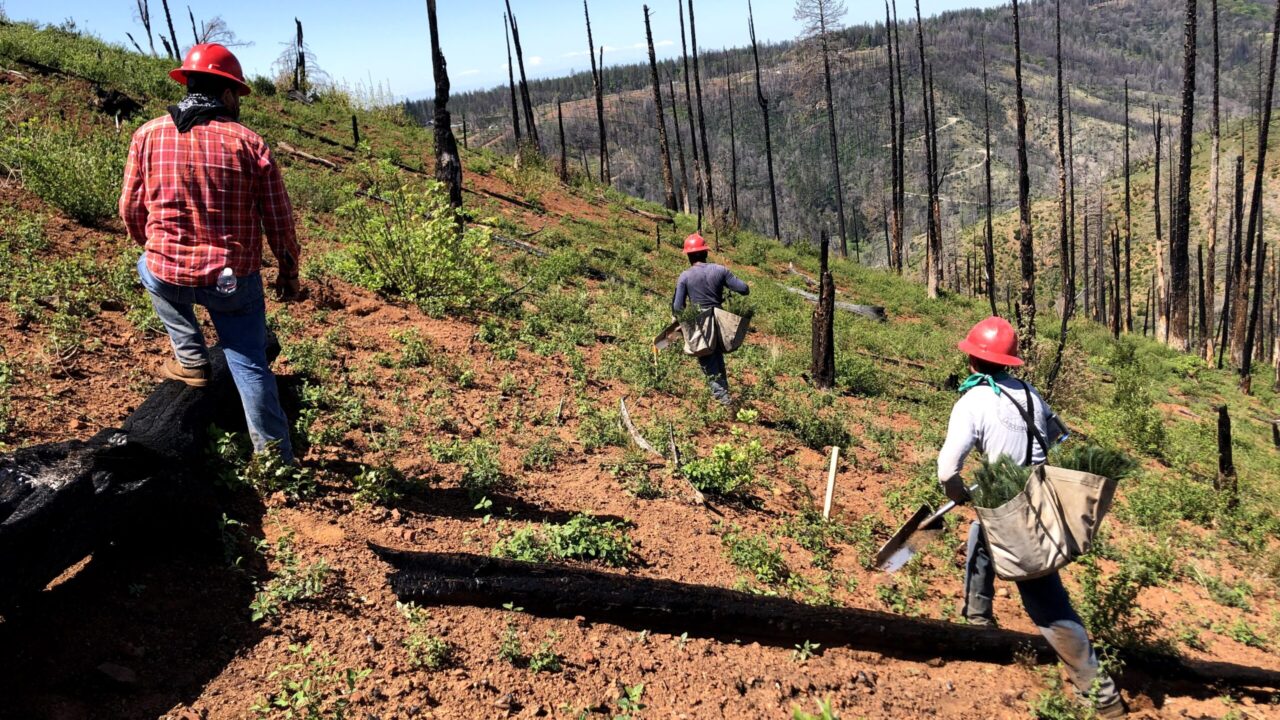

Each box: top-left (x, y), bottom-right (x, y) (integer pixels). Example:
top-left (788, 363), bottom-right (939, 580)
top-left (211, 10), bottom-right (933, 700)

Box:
top-left (408, 0), bottom-right (1276, 262)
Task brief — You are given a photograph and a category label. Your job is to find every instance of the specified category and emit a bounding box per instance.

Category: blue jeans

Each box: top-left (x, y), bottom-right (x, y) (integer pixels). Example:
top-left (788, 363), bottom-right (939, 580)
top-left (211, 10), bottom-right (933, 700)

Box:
top-left (697, 352), bottom-right (731, 404)
top-left (963, 522), bottom-right (1119, 707)
top-left (137, 254), bottom-right (294, 463)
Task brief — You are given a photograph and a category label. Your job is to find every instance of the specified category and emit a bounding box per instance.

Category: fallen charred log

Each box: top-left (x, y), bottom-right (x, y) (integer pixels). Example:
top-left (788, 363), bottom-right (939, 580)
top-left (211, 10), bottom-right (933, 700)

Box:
top-left (0, 346), bottom-right (263, 611)
top-left (373, 548), bottom-right (1280, 691)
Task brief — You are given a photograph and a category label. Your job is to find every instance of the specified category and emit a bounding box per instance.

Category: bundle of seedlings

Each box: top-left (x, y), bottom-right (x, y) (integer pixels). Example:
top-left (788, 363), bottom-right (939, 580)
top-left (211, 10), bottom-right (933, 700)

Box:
top-left (722, 293), bottom-right (756, 323)
top-left (1049, 444), bottom-right (1137, 482)
top-left (970, 454), bottom-right (1032, 508)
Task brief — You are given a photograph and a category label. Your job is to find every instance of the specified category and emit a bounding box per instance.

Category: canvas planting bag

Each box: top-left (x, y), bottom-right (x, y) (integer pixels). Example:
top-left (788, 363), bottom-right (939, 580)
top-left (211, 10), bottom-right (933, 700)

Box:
top-left (975, 465), bottom-right (1117, 582)
top-left (713, 308), bottom-right (750, 354)
top-left (680, 308), bottom-right (719, 357)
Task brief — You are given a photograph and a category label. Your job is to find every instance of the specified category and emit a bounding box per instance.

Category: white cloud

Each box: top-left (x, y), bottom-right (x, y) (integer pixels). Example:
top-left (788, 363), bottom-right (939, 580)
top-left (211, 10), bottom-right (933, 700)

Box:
top-left (459, 69), bottom-right (480, 76)
top-left (655, 40), bottom-right (674, 47)
top-left (528, 55), bottom-right (543, 66)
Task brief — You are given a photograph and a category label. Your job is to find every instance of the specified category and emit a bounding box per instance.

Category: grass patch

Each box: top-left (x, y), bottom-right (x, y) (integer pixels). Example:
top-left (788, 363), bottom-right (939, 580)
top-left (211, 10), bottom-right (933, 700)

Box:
top-left (492, 513), bottom-right (633, 567)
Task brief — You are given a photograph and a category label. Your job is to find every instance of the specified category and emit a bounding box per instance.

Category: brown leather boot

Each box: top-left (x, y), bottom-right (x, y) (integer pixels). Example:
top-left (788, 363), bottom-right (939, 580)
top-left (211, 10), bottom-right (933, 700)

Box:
top-left (163, 358), bottom-right (210, 388)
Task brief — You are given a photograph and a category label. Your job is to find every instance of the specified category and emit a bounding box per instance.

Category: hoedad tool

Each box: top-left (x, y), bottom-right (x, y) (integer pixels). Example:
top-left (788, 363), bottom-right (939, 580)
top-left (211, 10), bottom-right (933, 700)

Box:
top-left (874, 486), bottom-right (976, 573)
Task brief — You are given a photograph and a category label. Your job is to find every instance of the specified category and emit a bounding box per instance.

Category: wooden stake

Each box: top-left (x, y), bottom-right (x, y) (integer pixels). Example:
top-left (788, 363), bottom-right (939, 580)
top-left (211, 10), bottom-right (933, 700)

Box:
top-left (823, 446), bottom-right (840, 519)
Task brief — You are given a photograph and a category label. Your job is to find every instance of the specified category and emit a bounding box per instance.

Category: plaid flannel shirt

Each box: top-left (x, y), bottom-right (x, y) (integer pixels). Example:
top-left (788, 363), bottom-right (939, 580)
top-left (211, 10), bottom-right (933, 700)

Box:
top-left (120, 114), bottom-right (300, 287)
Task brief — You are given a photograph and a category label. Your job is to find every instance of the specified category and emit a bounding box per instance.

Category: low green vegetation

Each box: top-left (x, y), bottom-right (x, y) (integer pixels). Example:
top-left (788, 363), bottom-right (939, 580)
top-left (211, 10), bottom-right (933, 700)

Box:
top-left (680, 439), bottom-right (766, 497)
top-left (721, 526), bottom-right (790, 586)
top-left (492, 513), bottom-right (633, 567)
top-left (250, 533), bottom-right (332, 622)
top-left (0, 120), bottom-right (126, 225)
top-left (252, 643), bottom-right (371, 719)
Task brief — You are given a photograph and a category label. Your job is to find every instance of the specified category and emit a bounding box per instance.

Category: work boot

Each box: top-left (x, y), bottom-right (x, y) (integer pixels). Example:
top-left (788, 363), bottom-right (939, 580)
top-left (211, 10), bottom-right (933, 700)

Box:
top-left (1094, 698), bottom-right (1128, 718)
top-left (163, 357), bottom-right (209, 388)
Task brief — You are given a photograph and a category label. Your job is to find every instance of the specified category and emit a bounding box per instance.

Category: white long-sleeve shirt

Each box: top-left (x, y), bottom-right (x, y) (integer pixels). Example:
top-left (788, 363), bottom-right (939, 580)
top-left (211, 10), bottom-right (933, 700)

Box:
top-left (937, 376), bottom-right (1057, 484)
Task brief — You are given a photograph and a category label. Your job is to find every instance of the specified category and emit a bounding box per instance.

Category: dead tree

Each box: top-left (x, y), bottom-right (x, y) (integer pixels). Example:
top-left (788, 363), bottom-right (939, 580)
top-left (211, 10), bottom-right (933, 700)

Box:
top-left (982, 39), bottom-right (997, 316)
top-left (187, 5), bottom-right (198, 44)
top-left (1219, 156), bottom-right (1245, 369)
top-left (1216, 405), bottom-right (1238, 509)
top-left (159, 35), bottom-right (174, 61)
top-left (885, 1), bottom-right (902, 273)
top-left (725, 64), bottom-right (740, 228)
top-left (504, 1), bottom-right (541, 153)
top-left (556, 99), bottom-right (568, 182)
top-left (679, 1), bottom-right (704, 225)
top-left (504, 17), bottom-right (522, 147)
top-left (1124, 83), bottom-right (1133, 333)
top-left (749, 0), bottom-right (781, 242)
top-left (668, 75), bottom-right (691, 214)
top-left (644, 6), bottom-right (677, 211)
top-left (797, 0), bottom-right (850, 257)
top-left (1012, 0), bottom-right (1036, 356)
top-left (1084, 197), bottom-right (1092, 321)
top-left (688, 0), bottom-right (716, 227)
top-left (892, 0), bottom-right (908, 270)
top-left (160, 0), bottom-right (180, 60)
top-left (1169, 0), bottom-right (1198, 352)
top-left (914, 0), bottom-right (940, 294)
top-left (1233, 0), bottom-right (1280, 368)
top-left (1205, 0), bottom-right (1222, 360)
top-left (927, 65), bottom-right (943, 282)
top-left (352, 115), bottom-right (361, 147)
top-left (1154, 110), bottom-right (1167, 341)
top-left (1054, 0), bottom-right (1070, 319)
top-left (1241, 235), bottom-right (1268, 393)
top-left (135, 0), bottom-right (157, 57)
top-left (1068, 87), bottom-right (1079, 320)
top-left (1198, 244), bottom-right (1207, 344)
top-left (426, 0), bottom-right (462, 212)
top-left (293, 18), bottom-right (306, 93)
top-left (584, 0), bottom-right (610, 186)
top-left (1112, 222), bottom-right (1122, 338)
top-left (812, 231), bottom-right (836, 389)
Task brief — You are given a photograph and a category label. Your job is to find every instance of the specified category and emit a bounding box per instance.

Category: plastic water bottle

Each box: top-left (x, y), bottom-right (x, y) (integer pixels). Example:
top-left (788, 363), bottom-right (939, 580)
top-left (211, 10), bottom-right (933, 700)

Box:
top-left (216, 267), bottom-right (237, 295)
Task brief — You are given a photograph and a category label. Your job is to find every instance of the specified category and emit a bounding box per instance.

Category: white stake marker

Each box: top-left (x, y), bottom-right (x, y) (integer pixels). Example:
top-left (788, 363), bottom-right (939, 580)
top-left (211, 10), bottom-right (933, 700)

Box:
top-left (823, 446), bottom-right (840, 520)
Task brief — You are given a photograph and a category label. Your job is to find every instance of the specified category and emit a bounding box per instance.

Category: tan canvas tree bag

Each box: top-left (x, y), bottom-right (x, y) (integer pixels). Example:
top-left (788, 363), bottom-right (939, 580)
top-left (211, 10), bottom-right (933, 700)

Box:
top-left (680, 308), bottom-right (718, 357)
top-left (713, 308), bottom-right (750, 354)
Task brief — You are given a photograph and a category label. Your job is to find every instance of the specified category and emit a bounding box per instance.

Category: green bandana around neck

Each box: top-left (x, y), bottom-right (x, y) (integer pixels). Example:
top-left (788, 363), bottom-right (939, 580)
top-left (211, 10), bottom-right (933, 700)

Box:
top-left (958, 371), bottom-right (1009, 396)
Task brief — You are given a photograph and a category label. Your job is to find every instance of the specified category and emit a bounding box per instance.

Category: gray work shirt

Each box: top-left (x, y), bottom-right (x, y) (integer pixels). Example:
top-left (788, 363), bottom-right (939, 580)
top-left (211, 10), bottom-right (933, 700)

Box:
top-left (672, 262), bottom-right (749, 313)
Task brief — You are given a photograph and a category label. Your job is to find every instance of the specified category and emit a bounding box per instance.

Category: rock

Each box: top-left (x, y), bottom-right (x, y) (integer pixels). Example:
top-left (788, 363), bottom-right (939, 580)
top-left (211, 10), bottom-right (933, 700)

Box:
top-left (366, 634), bottom-right (383, 651)
top-left (996, 587), bottom-right (1010, 599)
top-left (390, 509), bottom-right (403, 524)
top-left (97, 662), bottom-right (138, 684)
top-left (925, 657), bottom-right (945, 668)
top-left (579, 652), bottom-right (597, 666)
top-left (493, 693), bottom-right (514, 710)
top-left (944, 681), bottom-right (956, 693)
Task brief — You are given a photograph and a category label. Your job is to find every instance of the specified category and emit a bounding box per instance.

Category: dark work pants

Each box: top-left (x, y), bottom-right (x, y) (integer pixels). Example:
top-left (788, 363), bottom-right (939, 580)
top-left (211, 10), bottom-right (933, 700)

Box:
top-left (696, 352), bottom-right (731, 404)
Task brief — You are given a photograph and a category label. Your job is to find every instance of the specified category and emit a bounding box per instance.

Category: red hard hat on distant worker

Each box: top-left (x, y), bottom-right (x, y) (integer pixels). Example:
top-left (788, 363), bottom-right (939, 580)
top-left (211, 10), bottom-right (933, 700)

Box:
top-left (682, 232), bottom-right (709, 255)
top-left (169, 43), bottom-right (252, 96)
top-left (957, 316), bottom-right (1023, 367)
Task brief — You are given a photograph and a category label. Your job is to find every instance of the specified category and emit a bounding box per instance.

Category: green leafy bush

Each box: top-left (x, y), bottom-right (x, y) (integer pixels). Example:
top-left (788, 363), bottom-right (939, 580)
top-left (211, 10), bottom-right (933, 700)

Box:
top-left (835, 354), bottom-right (884, 396)
top-left (431, 438), bottom-right (507, 500)
top-left (250, 534), bottom-right (331, 622)
top-left (492, 513), bottom-right (632, 567)
top-left (252, 643), bottom-right (370, 719)
top-left (0, 121), bottom-right (126, 225)
top-left (721, 527), bottom-right (790, 585)
top-left (777, 399), bottom-right (851, 450)
top-left (404, 634), bottom-right (455, 671)
top-left (338, 165), bottom-right (500, 315)
top-left (680, 440), bottom-right (765, 497)
top-left (352, 464), bottom-right (407, 506)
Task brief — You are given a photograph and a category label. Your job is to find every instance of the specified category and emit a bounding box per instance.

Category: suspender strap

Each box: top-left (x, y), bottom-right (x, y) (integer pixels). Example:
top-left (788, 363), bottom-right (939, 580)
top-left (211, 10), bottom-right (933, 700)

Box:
top-left (1004, 381), bottom-right (1049, 464)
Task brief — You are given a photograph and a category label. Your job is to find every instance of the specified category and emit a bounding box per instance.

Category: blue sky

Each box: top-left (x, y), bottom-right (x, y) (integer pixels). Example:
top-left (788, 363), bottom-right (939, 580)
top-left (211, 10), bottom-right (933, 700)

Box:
top-left (14, 1), bottom-right (1007, 98)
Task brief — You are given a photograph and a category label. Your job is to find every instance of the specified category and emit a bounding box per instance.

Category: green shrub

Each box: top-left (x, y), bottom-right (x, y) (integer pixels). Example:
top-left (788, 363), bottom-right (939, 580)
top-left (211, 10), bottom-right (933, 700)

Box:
top-left (575, 402), bottom-right (625, 452)
top-left (492, 513), bottom-right (632, 567)
top-left (1, 121), bottom-right (126, 225)
top-left (777, 399), bottom-right (851, 450)
top-left (680, 440), bottom-right (765, 497)
top-left (250, 534), bottom-right (331, 622)
top-left (338, 164), bottom-right (500, 315)
top-left (431, 438), bottom-right (507, 500)
top-left (722, 527), bottom-right (789, 585)
top-left (404, 634), bottom-right (454, 670)
top-left (251, 643), bottom-right (370, 719)
top-left (835, 354), bottom-right (884, 396)
top-left (352, 464), bottom-right (407, 506)
top-left (1076, 546), bottom-right (1174, 650)
top-left (521, 436), bottom-right (561, 471)
top-left (1117, 473), bottom-right (1219, 529)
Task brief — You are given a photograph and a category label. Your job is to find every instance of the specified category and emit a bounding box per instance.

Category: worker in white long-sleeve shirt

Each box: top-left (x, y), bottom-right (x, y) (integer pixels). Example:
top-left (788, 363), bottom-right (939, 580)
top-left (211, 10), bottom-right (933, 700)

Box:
top-left (938, 317), bottom-right (1125, 718)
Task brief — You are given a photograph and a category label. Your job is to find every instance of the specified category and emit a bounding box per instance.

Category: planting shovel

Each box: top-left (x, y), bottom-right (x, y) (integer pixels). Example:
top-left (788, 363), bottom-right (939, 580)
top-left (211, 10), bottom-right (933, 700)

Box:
top-left (873, 486), bottom-right (976, 573)
top-left (653, 321), bottom-right (681, 351)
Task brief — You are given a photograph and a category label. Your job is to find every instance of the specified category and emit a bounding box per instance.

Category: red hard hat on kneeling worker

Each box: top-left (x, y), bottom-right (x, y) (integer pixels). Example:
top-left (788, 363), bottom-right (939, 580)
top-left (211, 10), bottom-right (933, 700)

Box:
top-left (682, 232), bottom-right (709, 255)
top-left (957, 316), bottom-right (1023, 367)
top-left (169, 43), bottom-right (252, 96)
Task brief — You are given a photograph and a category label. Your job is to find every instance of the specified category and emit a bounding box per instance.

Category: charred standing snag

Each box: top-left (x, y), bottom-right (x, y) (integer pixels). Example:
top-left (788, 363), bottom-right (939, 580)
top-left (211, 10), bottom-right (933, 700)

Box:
top-left (426, 0), bottom-right (462, 212)
top-left (644, 5), bottom-right (677, 212)
top-left (811, 232), bottom-right (836, 389)
top-left (750, 0), bottom-right (780, 242)
top-left (1169, 0), bottom-right (1197, 352)
top-left (1011, 0), bottom-right (1036, 356)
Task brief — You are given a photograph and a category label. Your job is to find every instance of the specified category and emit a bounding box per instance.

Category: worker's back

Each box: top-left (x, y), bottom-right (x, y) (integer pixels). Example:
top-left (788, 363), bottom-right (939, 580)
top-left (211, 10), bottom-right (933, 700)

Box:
top-left (673, 262), bottom-right (749, 311)
top-left (122, 115), bottom-right (294, 287)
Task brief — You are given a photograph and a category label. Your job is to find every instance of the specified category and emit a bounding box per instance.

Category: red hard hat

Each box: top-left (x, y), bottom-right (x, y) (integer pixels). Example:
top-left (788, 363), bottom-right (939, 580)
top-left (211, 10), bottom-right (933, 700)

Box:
top-left (169, 43), bottom-right (252, 96)
top-left (957, 316), bottom-right (1023, 367)
top-left (682, 232), bottom-right (709, 255)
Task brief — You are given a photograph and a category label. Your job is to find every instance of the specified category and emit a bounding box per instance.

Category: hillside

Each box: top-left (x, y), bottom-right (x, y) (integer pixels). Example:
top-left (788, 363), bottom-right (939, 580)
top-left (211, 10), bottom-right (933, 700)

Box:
top-left (421, 0), bottom-right (1280, 264)
top-left (1, 19), bottom-right (1279, 720)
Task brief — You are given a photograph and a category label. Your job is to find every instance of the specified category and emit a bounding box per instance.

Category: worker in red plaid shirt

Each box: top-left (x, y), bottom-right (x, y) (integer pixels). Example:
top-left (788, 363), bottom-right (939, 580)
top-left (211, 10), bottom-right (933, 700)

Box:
top-left (120, 44), bottom-right (301, 463)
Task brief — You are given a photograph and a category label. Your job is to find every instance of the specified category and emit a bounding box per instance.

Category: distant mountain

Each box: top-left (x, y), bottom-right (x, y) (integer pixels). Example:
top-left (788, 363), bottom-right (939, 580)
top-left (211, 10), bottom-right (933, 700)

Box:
top-left (408, 0), bottom-right (1278, 265)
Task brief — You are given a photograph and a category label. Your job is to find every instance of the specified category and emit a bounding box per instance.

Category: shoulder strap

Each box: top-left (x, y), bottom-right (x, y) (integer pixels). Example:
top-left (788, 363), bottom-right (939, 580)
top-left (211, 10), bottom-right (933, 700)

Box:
top-left (1003, 380), bottom-right (1049, 464)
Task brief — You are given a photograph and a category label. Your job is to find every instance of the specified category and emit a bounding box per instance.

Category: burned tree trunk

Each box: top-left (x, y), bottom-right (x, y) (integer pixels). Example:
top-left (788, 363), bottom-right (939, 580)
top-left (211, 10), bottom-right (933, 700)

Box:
top-left (504, 1), bottom-right (541, 153)
top-left (1012, 0), bottom-right (1037, 356)
top-left (679, 1), bottom-right (703, 225)
top-left (982, 40), bottom-right (997, 316)
top-left (136, 0), bottom-right (158, 57)
top-left (1241, 237), bottom-right (1268, 393)
top-left (812, 232), bottom-right (836, 390)
top-left (727, 61), bottom-right (740, 227)
top-left (1054, 0), bottom-right (1070, 319)
top-left (584, 0), bottom-right (610, 186)
top-left (893, 0), bottom-right (908, 271)
top-left (749, 0), bottom-right (780, 242)
top-left (1112, 223), bottom-right (1122, 339)
top-left (161, 0), bottom-right (180, 60)
top-left (1216, 405), bottom-right (1237, 509)
top-left (1124, 82), bottom-right (1133, 333)
top-left (688, 0), bottom-right (716, 227)
top-left (644, 6), bottom-right (677, 212)
top-left (1233, 0), bottom-right (1280, 368)
top-left (426, 0), bottom-right (462, 212)
top-left (1219, 156), bottom-right (1245, 369)
top-left (294, 18), bottom-right (306, 93)
top-left (1154, 111), bottom-right (1168, 341)
top-left (352, 115), bottom-right (361, 148)
top-left (556, 99), bottom-right (568, 182)
top-left (499, 16), bottom-right (519, 147)
top-left (188, 6), bottom-right (199, 45)
top-left (885, 1), bottom-right (902, 273)
top-left (668, 75), bottom-right (691, 214)
top-left (1198, 244), bottom-right (1208, 345)
top-left (1169, 0), bottom-right (1198, 352)
top-left (927, 65), bottom-right (943, 286)
top-left (916, 0), bottom-right (939, 295)
top-left (1206, 0), bottom-right (1222, 360)
top-left (504, 17), bottom-right (522, 147)
top-left (1083, 198), bottom-right (1092, 321)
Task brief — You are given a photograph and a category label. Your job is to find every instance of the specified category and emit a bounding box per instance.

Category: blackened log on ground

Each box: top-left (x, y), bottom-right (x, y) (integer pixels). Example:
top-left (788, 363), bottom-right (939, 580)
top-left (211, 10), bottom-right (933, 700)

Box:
top-left (779, 285), bottom-right (887, 322)
top-left (372, 547), bottom-right (1280, 690)
top-left (0, 345), bottom-right (266, 610)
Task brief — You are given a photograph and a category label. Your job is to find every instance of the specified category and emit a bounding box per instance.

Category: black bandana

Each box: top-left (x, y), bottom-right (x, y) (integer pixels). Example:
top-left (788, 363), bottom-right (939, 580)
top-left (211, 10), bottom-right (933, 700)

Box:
top-left (167, 93), bottom-right (236, 133)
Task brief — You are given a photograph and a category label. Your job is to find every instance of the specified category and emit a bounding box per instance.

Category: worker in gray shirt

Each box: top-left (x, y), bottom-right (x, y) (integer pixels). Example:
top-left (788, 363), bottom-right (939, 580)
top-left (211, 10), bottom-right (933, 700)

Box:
top-left (672, 232), bottom-right (749, 405)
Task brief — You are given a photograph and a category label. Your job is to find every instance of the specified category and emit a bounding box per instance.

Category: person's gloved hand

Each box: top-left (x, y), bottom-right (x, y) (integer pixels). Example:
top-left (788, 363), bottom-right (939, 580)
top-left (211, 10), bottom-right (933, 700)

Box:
top-left (274, 273), bottom-right (302, 302)
top-left (941, 476), bottom-right (971, 504)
